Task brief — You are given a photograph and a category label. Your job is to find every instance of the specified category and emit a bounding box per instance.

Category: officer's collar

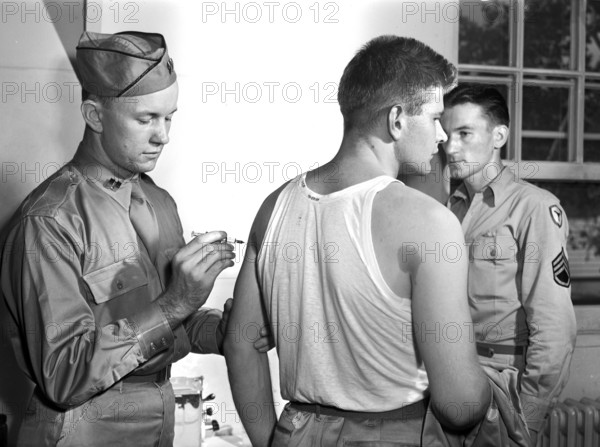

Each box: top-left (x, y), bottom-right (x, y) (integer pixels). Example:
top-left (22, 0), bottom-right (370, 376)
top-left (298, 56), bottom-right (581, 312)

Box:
top-left (484, 165), bottom-right (515, 206)
top-left (451, 165), bottom-right (514, 208)
top-left (71, 143), bottom-right (138, 210)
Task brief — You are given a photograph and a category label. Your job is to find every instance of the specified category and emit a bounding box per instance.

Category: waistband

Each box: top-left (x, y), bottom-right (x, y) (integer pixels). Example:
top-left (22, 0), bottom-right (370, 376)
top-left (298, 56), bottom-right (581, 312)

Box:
top-left (122, 367), bottom-right (170, 384)
top-left (476, 342), bottom-right (526, 358)
top-left (288, 399), bottom-right (427, 420)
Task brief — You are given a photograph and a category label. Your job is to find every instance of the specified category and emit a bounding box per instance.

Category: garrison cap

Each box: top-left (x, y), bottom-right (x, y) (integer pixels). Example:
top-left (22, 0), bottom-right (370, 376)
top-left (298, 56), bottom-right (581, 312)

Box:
top-left (76, 31), bottom-right (176, 97)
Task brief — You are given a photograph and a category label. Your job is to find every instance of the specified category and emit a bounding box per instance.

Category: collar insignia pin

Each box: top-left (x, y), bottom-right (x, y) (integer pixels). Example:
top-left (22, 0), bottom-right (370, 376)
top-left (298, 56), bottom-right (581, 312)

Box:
top-left (104, 178), bottom-right (122, 191)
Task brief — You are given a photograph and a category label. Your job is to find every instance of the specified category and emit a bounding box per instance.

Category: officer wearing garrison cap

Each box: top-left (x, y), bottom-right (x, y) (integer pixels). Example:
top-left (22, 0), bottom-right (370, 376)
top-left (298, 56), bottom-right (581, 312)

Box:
top-left (1, 31), bottom-right (235, 446)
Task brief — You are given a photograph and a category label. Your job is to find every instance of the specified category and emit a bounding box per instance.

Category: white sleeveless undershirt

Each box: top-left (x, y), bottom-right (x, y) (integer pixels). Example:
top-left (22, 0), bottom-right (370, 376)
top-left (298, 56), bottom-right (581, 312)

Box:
top-left (257, 173), bottom-right (428, 411)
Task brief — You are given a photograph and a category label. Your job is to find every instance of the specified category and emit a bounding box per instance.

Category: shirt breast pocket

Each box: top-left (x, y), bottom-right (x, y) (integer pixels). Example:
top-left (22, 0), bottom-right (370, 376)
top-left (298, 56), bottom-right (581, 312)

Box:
top-left (83, 260), bottom-right (148, 305)
top-left (468, 231), bottom-right (518, 302)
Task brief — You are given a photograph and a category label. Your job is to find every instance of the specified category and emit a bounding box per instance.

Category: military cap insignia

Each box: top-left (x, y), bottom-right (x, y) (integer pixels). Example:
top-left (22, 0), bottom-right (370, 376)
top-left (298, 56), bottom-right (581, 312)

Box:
top-left (549, 205), bottom-right (563, 227)
top-left (552, 248), bottom-right (571, 288)
top-left (103, 178), bottom-right (122, 191)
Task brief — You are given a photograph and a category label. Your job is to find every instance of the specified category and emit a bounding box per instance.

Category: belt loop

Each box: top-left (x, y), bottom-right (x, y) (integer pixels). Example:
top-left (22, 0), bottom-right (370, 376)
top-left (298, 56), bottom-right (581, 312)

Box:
top-left (316, 404), bottom-right (321, 419)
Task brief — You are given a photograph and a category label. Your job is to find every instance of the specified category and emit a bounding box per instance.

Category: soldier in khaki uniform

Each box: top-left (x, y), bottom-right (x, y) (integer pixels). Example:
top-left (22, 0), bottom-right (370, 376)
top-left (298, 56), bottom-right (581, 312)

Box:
top-left (441, 84), bottom-right (577, 445)
top-left (0, 31), bottom-right (236, 446)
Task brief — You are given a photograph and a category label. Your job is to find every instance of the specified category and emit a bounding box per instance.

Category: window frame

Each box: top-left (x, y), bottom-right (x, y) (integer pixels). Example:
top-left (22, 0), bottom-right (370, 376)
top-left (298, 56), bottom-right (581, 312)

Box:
top-left (458, 0), bottom-right (600, 181)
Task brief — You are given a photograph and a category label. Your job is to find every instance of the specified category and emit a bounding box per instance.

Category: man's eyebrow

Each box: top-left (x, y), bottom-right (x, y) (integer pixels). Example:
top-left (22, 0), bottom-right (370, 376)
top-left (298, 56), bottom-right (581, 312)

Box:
top-left (453, 124), bottom-right (475, 131)
top-left (136, 108), bottom-right (178, 116)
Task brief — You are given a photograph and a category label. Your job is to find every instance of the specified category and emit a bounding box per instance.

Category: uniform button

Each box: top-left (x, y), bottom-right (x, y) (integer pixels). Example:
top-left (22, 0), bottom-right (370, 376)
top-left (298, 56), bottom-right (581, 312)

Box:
top-left (490, 248), bottom-right (497, 258)
top-left (150, 342), bottom-right (156, 351)
top-left (161, 337), bottom-right (167, 346)
top-left (116, 280), bottom-right (123, 290)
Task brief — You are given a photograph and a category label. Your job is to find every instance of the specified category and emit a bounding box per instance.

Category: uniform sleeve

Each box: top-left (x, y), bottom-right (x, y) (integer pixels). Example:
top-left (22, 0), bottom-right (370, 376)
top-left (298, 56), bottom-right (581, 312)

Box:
top-left (518, 199), bottom-right (577, 431)
top-left (0, 216), bottom-right (174, 409)
top-left (184, 308), bottom-right (223, 355)
top-left (158, 186), bottom-right (224, 356)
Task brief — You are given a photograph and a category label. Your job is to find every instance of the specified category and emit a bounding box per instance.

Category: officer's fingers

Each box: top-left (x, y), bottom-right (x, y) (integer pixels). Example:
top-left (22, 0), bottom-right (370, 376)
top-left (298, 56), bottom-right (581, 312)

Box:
top-left (193, 230), bottom-right (228, 245)
top-left (221, 298), bottom-right (234, 324)
top-left (253, 337), bottom-right (272, 353)
top-left (175, 243), bottom-right (233, 276)
top-left (182, 231), bottom-right (229, 257)
top-left (172, 231), bottom-right (228, 264)
top-left (201, 252), bottom-right (236, 278)
top-left (194, 242), bottom-right (235, 268)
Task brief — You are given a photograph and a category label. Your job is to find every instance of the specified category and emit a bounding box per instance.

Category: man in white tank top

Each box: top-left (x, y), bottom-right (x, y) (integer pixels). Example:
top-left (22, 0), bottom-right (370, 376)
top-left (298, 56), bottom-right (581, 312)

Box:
top-left (224, 36), bottom-right (491, 446)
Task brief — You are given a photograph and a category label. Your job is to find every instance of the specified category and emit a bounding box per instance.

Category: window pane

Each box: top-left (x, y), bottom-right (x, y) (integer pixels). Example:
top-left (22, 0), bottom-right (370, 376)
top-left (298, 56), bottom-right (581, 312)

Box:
top-left (584, 88), bottom-right (600, 162)
top-left (584, 141), bottom-right (600, 162)
top-left (522, 138), bottom-right (568, 161)
top-left (524, 0), bottom-right (571, 69)
top-left (522, 86), bottom-right (569, 131)
top-left (459, 0), bottom-right (510, 66)
top-left (587, 0), bottom-right (600, 72)
top-left (585, 89), bottom-right (600, 133)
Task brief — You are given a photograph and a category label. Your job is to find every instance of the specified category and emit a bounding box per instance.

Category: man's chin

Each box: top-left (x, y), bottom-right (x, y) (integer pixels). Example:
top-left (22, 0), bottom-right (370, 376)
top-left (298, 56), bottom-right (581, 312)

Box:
top-left (447, 165), bottom-right (466, 180)
top-left (126, 161), bottom-right (158, 175)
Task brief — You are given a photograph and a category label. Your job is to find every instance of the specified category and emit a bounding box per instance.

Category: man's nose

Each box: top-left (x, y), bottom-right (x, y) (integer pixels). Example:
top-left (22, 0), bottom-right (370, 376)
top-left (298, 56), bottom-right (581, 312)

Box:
top-left (152, 120), bottom-right (170, 145)
top-left (442, 134), bottom-right (459, 155)
top-left (436, 120), bottom-right (448, 144)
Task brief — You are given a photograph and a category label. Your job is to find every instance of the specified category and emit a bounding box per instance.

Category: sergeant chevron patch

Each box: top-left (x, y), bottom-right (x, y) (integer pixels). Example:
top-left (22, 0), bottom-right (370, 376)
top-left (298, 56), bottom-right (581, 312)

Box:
top-left (552, 248), bottom-right (571, 288)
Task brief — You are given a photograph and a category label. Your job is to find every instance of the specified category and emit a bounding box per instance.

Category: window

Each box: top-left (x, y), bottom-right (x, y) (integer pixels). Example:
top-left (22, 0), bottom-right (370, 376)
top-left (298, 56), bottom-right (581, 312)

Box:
top-left (458, 0), bottom-right (600, 180)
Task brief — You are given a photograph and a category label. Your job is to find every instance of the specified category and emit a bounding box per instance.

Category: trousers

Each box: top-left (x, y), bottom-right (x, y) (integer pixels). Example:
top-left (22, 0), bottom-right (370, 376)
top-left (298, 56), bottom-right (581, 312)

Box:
top-left (18, 380), bottom-right (175, 446)
top-left (271, 402), bottom-right (424, 447)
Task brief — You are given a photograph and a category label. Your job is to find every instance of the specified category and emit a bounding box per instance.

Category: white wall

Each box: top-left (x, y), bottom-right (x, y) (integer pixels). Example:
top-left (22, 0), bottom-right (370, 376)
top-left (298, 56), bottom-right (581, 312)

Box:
top-left (1, 2), bottom-right (84, 443)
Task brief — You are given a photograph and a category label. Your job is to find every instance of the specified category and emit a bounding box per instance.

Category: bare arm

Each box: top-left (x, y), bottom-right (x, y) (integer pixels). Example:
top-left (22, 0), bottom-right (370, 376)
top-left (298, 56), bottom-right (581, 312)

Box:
top-left (372, 184), bottom-right (489, 429)
top-left (224, 190), bottom-right (283, 445)
top-left (409, 204), bottom-right (490, 429)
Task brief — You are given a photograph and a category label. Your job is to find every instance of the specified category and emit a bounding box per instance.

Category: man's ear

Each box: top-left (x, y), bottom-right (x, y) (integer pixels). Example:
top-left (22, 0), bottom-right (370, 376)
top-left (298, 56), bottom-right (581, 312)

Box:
top-left (387, 104), bottom-right (404, 141)
top-left (81, 100), bottom-right (103, 133)
top-left (493, 124), bottom-right (509, 150)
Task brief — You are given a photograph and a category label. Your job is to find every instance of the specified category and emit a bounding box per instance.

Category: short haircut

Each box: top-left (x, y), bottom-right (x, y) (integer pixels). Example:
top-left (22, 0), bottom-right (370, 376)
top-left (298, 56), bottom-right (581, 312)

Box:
top-left (81, 89), bottom-right (114, 107)
top-left (444, 84), bottom-right (510, 127)
top-left (337, 35), bottom-right (457, 131)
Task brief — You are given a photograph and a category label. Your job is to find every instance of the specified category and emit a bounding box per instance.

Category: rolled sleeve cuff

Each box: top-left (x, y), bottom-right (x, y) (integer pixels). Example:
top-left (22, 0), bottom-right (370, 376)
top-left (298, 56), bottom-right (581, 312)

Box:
top-left (185, 309), bottom-right (223, 355)
top-left (520, 392), bottom-right (551, 432)
top-left (129, 301), bottom-right (174, 360)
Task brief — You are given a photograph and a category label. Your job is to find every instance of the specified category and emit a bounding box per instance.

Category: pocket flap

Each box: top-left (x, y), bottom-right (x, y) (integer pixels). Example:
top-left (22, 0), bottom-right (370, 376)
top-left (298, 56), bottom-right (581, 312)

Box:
top-left (83, 260), bottom-right (147, 304)
top-left (471, 234), bottom-right (516, 261)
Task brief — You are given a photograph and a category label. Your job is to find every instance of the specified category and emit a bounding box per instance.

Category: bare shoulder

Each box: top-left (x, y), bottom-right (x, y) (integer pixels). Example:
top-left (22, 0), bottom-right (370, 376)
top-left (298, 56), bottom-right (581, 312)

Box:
top-left (250, 181), bottom-right (291, 248)
top-left (373, 182), bottom-right (463, 243)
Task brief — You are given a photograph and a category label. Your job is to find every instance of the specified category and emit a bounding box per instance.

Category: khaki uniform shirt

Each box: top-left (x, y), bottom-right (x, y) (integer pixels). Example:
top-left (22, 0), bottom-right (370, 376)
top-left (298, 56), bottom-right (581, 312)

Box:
top-left (448, 166), bottom-right (576, 432)
top-left (1, 146), bottom-right (221, 412)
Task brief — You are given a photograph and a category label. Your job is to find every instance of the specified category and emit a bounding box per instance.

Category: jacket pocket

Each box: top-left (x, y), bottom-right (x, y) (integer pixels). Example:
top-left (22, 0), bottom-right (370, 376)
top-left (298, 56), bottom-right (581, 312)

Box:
top-left (83, 259), bottom-right (147, 304)
top-left (468, 229), bottom-right (518, 302)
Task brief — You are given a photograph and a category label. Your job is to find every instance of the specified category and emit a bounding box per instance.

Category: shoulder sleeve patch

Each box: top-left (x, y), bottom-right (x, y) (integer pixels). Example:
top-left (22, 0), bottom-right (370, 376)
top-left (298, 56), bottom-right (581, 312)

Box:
top-left (549, 205), bottom-right (563, 228)
top-left (552, 248), bottom-right (571, 288)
